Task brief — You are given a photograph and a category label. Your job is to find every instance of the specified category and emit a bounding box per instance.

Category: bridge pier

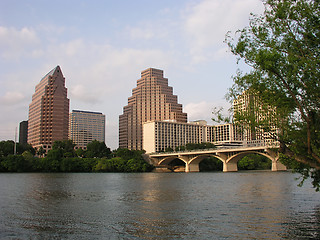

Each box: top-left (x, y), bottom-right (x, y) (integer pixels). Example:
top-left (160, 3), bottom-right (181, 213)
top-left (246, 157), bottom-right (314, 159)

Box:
top-left (223, 161), bottom-right (238, 172)
top-left (185, 162), bottom-right (199, 172)
top-left (271, 161), bottom-right (287, 171)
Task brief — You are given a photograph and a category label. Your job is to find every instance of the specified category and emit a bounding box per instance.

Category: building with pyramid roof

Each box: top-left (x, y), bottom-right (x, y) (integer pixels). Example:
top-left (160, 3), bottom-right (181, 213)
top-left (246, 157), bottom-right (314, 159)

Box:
top-left (119, 68), bottom-right (187, 150)
top-left (28, 66), bottom-right (70, 152)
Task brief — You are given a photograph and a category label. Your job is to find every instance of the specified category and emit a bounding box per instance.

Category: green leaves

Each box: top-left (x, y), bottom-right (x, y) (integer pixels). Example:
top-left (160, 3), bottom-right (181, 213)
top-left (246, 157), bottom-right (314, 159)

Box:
top-left (226, 0), bottom-right (320, 189)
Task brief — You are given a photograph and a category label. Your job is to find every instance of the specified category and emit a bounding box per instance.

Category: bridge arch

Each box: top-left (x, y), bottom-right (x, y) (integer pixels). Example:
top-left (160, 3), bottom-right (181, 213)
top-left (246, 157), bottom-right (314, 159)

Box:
top-left (158, 156), bottom-right (188, 166)
top-left (188, 154), bottom-right (225, 165)
top-left (187, 154), bottom-right (225, 172)
top-left (225, 151), bottom-right (286, 172)
top-left (227, 151), bottom-right (273, 165)
top-left (150, 146), bottom-right (287, 172)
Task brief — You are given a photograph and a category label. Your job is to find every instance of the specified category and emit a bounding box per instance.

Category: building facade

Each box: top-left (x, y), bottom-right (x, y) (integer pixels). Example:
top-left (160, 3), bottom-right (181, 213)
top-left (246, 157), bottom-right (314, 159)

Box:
top-left (233, 90), bottom-right (278, 145)
top-left (119, 68), bottom-right (187, 150)
top-left (143, 120), bottom-right (212, 153)
top-left (213, 123), bottom-right (243, 146)
top-left (69, 110), bottom-right (105, 148)
top-left (19, 120), bottom-right (28, 145)
top-left (28, 66), bottom-right (69, 151)
top-left (143, 120), bottom-right (243, 153)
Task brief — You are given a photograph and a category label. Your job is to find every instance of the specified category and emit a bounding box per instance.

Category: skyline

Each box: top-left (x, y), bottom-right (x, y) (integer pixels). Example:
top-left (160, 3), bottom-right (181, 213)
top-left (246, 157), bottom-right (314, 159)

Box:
top-left (0, 0), bottom-right (264, 149)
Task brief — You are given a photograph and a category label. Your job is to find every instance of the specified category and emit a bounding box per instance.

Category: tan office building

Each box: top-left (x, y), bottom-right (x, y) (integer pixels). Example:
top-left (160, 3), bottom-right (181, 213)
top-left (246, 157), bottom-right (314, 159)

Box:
top-left (28, 66), bottom-right (69, 151)
top-left (69, 110), bottom-right (105, 148)
top-left (119, 68), bottom-right (187, 150)
top-left (233, 90), bottom-right (278, 145)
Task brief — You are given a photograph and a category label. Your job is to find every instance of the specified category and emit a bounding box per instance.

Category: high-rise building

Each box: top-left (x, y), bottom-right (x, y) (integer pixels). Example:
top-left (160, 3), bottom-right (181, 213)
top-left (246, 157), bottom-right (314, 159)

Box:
top-left (27, 66), bottom-right (69, 151)
top-left (69, 110), bottom-right (106, 148)
top-left (19, 120), bottom-right (28, 145)
top-left (233, 90), bottom-right (278, 145)
top-left (119, 68), bottom-right (187, 150)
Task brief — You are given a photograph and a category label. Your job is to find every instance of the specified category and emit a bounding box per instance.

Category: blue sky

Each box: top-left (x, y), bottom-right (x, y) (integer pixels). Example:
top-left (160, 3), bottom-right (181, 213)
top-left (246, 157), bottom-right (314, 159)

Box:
top-left (0, 0), bottom-right (264, 150)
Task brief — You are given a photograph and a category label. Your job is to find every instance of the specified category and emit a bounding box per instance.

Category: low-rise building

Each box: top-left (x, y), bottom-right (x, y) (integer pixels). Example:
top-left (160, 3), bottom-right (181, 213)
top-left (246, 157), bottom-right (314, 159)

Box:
top-left (143, 120), bottom-right (243, 153)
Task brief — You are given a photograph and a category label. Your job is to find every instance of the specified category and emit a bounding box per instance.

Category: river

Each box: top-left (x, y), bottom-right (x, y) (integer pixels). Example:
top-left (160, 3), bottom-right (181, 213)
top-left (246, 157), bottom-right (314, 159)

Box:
top-left (0, 171), bottom-right (319, 239)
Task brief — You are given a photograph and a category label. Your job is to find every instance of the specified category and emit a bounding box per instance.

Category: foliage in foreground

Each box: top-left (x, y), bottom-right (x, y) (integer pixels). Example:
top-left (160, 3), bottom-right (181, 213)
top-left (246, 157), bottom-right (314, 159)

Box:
top-left (225, 0), bottom-right (320, 190)
top-left (0, 140), bottom-right (153, 173)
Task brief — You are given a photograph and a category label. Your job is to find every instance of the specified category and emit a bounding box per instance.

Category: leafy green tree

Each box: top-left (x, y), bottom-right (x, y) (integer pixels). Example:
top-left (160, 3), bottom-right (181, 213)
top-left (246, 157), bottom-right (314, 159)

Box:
top-left (94, 157), bottom-right (153, 172)
top-left (165, 147), bottom-right (174, 152)
top-left (199, 157), bottom-right (223, 171)
top-left (1, 155), bottom-right (31, 172)
top-left (0, 140), bottom-right (15, 156)
top-left (52, 140), bottom-right (76, 157)
top-left (237, 154), bottom-right (271, 170)
top-left (226, 0), bottom-right (320, 190)
top-left (44, 148), bottom-right (64, 172)
top-left (175, 146), bottom-right (185, 151)
top-left (114, 148), bottom-right (145, 161)
top-left (0, 156), bottom-right (5, 172)
top-left (0, 141), bottom-right (35, 157)
top-left (60, 157), bottom-right (82, 172)
top-left (75, 148), bottom-right (85, 158)
top-left (37, 146), bottom-right (46, 157)
top-left (174, 143), bottom-right (216, 152)
top-left (85, 140), bottom-right (111, 158)
top-left (22, 151), bottom-right (36, 170)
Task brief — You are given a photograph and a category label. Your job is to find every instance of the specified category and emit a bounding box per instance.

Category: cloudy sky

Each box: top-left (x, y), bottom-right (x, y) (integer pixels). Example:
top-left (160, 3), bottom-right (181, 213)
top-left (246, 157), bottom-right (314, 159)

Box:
top-left (0, 0), bottom-right (264, 150)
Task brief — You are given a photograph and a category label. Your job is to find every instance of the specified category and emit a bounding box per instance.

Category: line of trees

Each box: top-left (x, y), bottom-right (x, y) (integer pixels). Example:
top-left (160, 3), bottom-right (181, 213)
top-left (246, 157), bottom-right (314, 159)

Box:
top-left (0, 140), bottom-right (154, 173)
top-left (164, 142), bottom-right (216, 152)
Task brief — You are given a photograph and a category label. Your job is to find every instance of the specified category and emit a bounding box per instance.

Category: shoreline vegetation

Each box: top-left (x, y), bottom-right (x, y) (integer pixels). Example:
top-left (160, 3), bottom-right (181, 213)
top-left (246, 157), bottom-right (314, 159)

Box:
top-left (0, 140), bottom-right (272, 173)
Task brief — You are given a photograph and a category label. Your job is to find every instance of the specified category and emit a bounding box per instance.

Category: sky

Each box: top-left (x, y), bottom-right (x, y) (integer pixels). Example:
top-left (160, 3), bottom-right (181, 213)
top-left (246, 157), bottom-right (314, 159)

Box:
top-left (0, 0), bottom-right (264, 150)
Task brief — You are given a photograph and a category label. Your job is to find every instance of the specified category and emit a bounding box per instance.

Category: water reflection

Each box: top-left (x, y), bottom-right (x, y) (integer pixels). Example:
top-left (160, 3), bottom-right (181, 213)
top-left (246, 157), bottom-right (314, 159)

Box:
top-left (0, 172), bottom-right (319, 239)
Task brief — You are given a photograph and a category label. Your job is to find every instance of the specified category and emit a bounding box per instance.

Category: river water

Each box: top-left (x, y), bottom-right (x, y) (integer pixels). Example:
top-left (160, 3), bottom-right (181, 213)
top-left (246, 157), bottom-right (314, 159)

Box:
top-left (0, 171), bottom-right (319, 239)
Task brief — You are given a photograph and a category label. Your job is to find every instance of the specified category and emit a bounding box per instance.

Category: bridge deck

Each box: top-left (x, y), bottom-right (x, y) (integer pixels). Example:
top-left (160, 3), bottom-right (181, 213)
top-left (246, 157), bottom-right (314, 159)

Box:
top-left (149, 144), bottom-right (278, 157)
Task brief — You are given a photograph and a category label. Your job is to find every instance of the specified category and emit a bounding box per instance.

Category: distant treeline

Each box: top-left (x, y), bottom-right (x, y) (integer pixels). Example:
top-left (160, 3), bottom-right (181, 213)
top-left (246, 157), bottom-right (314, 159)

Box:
top-left (0, 140), bottom-right (154, 173)
top-left (163, 142), bottom-right (216, 152)
top-left (0, 140), bottom-right (272, 173)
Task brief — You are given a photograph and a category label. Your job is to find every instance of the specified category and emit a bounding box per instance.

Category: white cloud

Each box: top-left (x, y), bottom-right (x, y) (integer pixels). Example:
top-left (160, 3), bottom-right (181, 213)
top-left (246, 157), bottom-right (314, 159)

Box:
top-left (128, 26), bottom-right (156, 40)
top-left (0, 26), bottom-right (40, 60)
top-left (185, 100), bottom-right (232, 123)
top-left (185, 101), bottom-right (215, 122)
top-left (0, 91), bottom-right (25, 106)
top-left (70, 84), bottom-right (100, 104)
top-left (183, 0), bottom-right (264, 62)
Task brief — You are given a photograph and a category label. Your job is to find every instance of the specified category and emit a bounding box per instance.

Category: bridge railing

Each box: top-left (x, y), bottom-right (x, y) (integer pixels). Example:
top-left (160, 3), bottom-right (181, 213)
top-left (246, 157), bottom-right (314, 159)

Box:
top-left (148, 140), bottom-right (279, 156)
top-left (149, 145), bottom-right (244, 156)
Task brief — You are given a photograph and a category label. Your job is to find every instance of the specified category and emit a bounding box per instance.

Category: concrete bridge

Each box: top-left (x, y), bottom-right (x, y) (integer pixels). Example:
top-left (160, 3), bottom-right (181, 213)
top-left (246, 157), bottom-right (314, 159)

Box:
top-left (146, 143), bottom-right (287, 172)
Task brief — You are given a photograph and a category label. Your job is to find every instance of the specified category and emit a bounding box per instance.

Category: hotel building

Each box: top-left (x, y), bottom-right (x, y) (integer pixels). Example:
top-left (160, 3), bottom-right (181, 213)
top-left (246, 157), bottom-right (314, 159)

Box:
top-left (27, 66), bottom-right (69, 151)
top-left (69, 110), bottom-right (105, 148)
top-left (119, 68), bottom-right (187, 150)
top-left (143, 120), bottom-right (242, 153)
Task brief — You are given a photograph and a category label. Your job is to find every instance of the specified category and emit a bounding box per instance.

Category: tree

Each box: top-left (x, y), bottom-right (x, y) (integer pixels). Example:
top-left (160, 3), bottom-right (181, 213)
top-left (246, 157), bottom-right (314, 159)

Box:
top-left (52, 140), bottom-right (76, 157)
top-left (85, 140), bottom-right (111, 158)
top-left (37, 146), bottom-right (46, 157)
top-left (226, 0), bottom-right (320, 189)
top-left (114, 148), bottom-right (145, 161)
top-left (0, 141), bottom-right (15, 157)
top-left (45, 148), bottom-right (64, 172)
top-left (1, 155), bottom-right (30, 172)
top-left (0, 140), bottom-right (35, 157)
top-left (75, 148), bottom-right (85, 158)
